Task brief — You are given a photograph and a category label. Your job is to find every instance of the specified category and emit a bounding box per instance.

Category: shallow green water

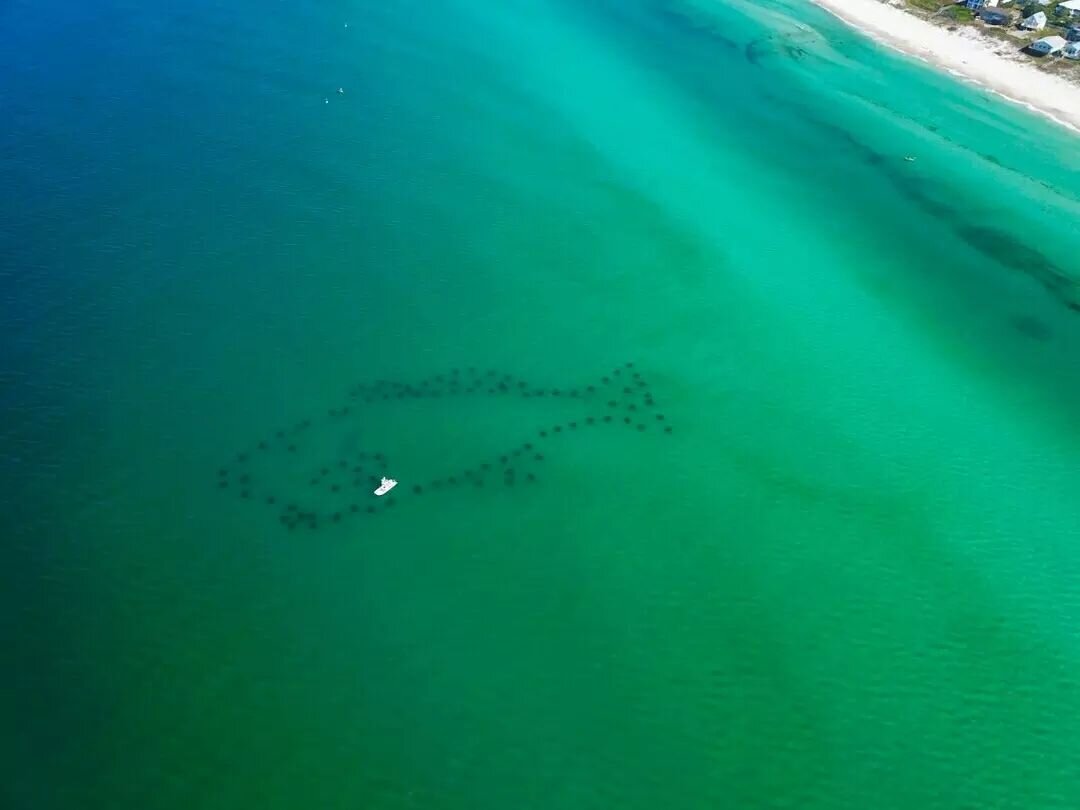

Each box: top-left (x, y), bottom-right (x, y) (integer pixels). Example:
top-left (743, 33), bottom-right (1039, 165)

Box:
top-left (3, 0), bottom-right (1080, 807)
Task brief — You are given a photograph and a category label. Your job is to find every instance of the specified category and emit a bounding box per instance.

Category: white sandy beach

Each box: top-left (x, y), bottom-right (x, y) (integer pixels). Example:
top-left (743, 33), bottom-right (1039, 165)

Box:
top-left (811, 0), bottom-right (1080, 132)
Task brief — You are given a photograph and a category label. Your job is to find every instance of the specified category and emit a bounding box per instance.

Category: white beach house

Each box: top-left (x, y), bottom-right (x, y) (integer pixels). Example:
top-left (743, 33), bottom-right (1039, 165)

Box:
top-left (1064, 41), bottom-right (1080, 59)
top-left (1059, 0), bottom-right (1080, 18)
top-left (1028, 35), bottom-right (1066, 55)
top-left (1022, 11), bottom-right (1048, 29)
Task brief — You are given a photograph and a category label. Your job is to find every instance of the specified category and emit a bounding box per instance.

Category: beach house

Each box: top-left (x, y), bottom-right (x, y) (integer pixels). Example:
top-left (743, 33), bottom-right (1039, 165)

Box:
top-left (1028, 34), bottom-right (1066, 55)
top-left (1064, 41), bottom-right (1080, 58)
top-left (980, 8), bottom-right (1011, 23)
top-left (965, 0), bottom-right (1000, 9)
top-left (1060, 0), bottom-right (1080, 17)
top-left (1022, 10), bottom-right (1048, 29)
top-left (1067, 25), bottom-right (1080, 41)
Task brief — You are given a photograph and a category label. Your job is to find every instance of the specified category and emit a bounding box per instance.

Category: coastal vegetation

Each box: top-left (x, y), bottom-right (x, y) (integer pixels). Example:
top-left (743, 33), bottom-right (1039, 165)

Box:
top-left (943, 5), bottom-right (975, 22)
top-left (895, 0), bottom-right (1080, 75)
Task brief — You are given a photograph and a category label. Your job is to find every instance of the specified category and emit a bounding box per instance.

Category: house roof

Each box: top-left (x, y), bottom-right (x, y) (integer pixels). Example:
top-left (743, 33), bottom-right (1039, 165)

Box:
top-left (1060, 0), bottom-right (1080, 10)
top-left (1033, 35), bottom-right (1067, 47)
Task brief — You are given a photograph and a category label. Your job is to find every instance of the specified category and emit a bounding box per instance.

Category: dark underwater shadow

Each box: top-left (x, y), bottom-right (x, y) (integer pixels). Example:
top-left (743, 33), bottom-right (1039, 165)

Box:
top-left (215, 363), bottom-right (675, 531)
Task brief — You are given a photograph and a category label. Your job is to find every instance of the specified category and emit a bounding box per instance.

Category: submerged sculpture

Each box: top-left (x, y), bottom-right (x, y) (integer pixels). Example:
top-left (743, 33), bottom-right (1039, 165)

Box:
top-left (214, 363), bottom-right (673, 530)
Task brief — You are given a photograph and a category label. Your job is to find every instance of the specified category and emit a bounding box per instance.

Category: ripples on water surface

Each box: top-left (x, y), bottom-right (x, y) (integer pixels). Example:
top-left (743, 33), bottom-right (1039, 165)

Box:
top-left (3, 0), bottom-right (1080, 807)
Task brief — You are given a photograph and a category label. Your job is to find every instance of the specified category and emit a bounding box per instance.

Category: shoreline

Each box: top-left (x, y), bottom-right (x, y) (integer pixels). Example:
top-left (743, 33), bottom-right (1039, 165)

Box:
top-left (810, 0), bottom-right (1080, 134)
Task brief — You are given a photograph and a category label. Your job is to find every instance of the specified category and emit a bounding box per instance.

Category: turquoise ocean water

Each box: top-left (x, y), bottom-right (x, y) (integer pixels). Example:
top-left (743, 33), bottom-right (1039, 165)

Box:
top-left (3, 0), bottom-right (1080, 807)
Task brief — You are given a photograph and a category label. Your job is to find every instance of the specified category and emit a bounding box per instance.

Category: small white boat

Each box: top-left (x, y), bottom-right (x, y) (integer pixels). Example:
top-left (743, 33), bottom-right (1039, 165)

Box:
top-left (337, 87), bottom-right (345, 95)
top-left (904, 156), bottom-right (917, 162)
top-left (374, 477), bottom-right (398, 496)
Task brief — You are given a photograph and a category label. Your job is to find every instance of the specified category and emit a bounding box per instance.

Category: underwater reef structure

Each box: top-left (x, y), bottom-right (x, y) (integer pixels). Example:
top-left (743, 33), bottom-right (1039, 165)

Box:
top-left (215, 364), bottom-right (673, 531)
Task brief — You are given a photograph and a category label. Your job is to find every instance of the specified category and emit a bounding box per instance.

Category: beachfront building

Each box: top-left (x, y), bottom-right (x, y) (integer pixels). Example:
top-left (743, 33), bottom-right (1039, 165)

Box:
top-left (965, 0), bottom-right (999, 9)
top-left (1022, 10), bottom-right (1048, 28)
top-left (981, 8), bottom-right (1011, 23)
top-left (1064, 41), bottom-right (1080, 58)
top-left (1059, 0), bottom-right (1080, 17)
top-left (1067, 26), bottom-right (1080, 41)
top-left (1028, 34), bottom-right (1066, 55)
